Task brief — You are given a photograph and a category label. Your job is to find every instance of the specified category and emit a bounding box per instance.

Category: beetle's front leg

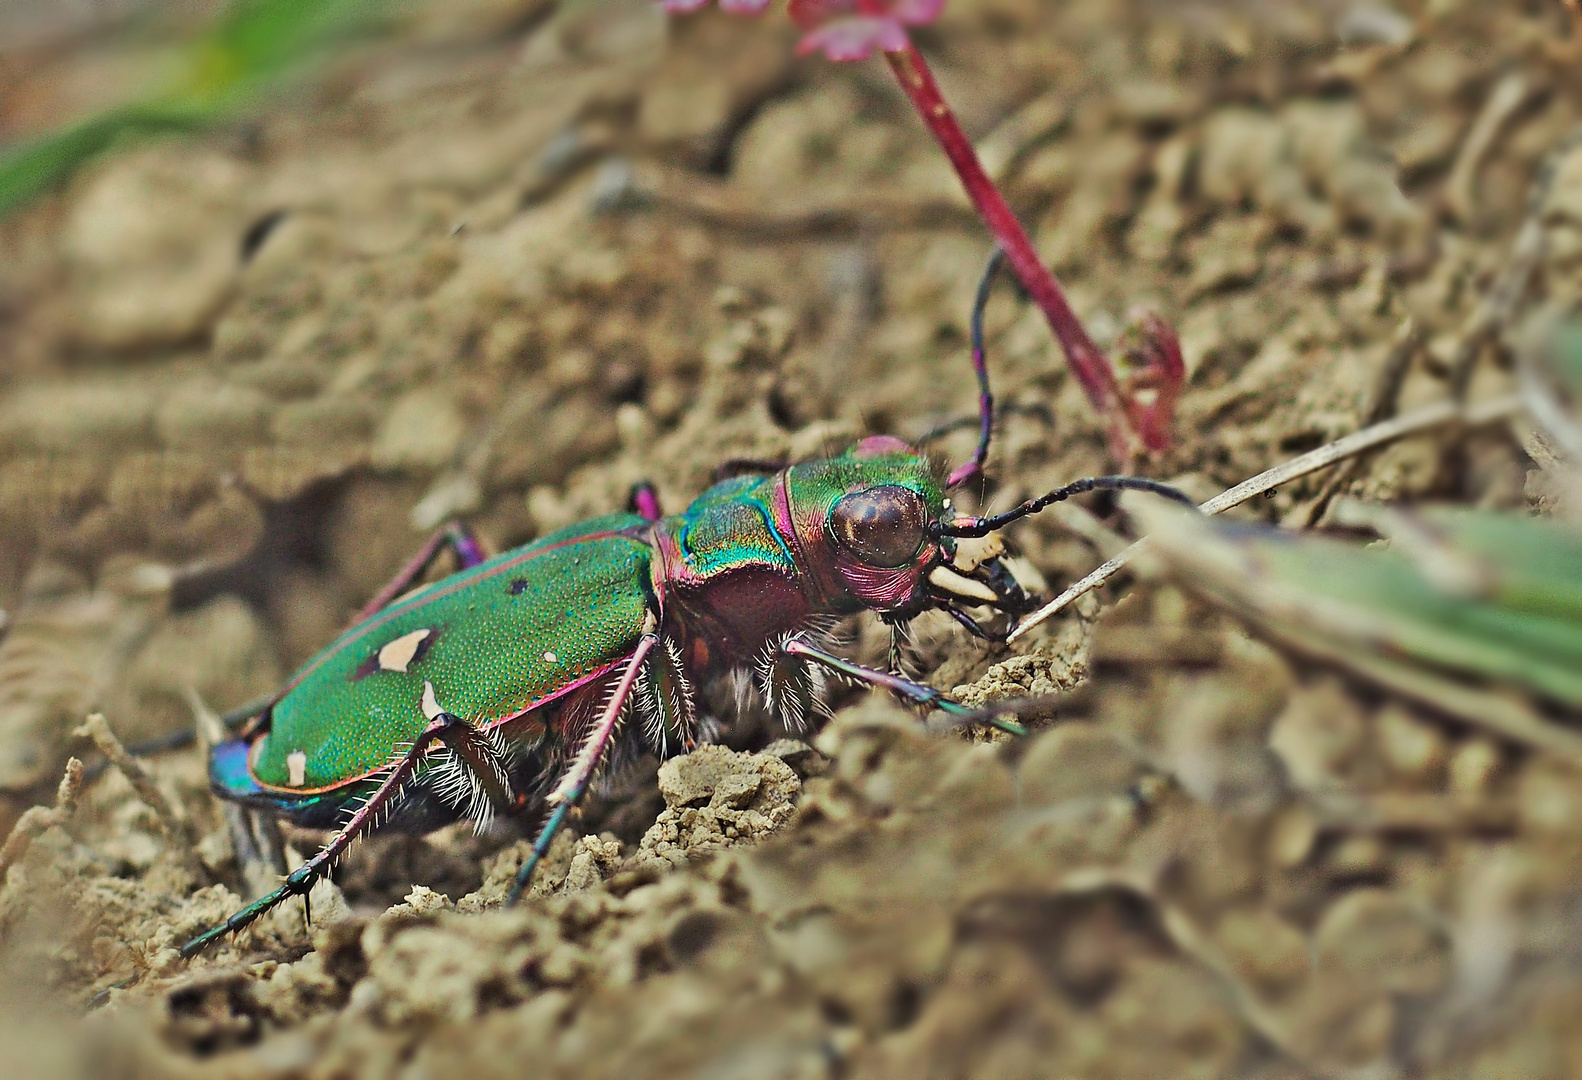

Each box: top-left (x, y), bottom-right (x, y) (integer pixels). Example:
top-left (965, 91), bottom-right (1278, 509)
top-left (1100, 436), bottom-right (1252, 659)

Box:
top-left (780, 636), bottom-right (1026, 737)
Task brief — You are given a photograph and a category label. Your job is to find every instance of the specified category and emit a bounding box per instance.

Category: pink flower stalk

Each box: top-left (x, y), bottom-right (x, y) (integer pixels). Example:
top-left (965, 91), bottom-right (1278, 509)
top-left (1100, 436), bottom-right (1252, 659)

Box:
top-left (656, 0), bottom-right (1181, 456)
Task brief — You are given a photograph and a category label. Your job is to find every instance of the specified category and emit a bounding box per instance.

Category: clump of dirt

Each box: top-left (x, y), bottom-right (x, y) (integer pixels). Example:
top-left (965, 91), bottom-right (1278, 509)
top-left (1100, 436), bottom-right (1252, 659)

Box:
top-left (2, 0), bottom-right (1582, 1075)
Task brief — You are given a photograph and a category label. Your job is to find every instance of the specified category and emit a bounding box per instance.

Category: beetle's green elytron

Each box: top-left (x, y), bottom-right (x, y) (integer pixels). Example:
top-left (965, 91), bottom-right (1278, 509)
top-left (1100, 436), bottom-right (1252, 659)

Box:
top-left (183, 251), bottom-right (1193, 957)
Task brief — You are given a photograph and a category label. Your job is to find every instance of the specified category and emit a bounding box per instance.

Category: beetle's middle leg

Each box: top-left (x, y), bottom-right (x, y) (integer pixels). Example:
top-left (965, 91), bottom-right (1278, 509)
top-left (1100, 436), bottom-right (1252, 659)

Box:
top-left (506, 626), bottom-right (661, 904)
top-left (351, 521), bottom-right (489, 622)
top-left (779, 636), bottom-right (1026, 737)
top-left (430, 714), bottom-right (520, 825)
top-left (180, 709), bottom-right (472, 957)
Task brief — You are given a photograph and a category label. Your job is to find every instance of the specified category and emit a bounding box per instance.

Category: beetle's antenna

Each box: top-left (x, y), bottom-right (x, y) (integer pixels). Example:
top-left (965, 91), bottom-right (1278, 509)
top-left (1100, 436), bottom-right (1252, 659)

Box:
top-left (933, 476), bottom-right (1197, 538)
top-left (946, 247), bottom-right (1007, 490)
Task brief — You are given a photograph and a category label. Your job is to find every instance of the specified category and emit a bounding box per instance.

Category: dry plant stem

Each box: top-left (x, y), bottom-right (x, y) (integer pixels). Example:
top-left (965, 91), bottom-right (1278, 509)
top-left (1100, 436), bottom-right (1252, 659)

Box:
top-left (884, 43), bottom-right (1133, 453)
top-left (75, 712), bottom-right (206, 881)
top-left (1449, 122), bottom-right (1582, 396)
top-left (1444, 72), bottom-right (1531, 225)
top-left (0, 757), bottom-right (83, 877)
top-left (1043, 866), bottom-right (1347, 1079)
top-left (1302, 316), bottom-right (1423, 526)
top-left (1008, 393), bottom-right (1525, 641)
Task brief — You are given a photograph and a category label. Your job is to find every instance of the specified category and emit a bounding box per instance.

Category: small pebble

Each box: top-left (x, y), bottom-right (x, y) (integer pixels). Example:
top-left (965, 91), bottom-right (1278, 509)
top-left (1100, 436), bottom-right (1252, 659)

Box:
top-left (1375, 703), bottom-right (1447, 783)
top-left (1268, 805), bottom-right (1319, 868)
top-left (1449, 738), bottom-right (1502, 796)
top-left (1328, 834), bottom-right (1388, 877)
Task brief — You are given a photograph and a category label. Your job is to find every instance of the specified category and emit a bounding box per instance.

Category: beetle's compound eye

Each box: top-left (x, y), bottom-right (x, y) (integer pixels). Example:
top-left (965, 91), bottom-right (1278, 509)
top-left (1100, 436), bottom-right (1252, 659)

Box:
top-left (829, 485), bottom-right (928, 567)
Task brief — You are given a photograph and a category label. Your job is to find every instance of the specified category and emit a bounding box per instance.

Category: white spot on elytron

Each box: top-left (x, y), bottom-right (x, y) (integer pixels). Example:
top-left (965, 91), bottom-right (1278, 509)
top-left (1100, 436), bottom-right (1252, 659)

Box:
top-left (377, 628), bottom-right (431, 673)
top-left (543, 651), bottom-right (557, 664)
top-left (286, 750), bottom-right (307, 788)
top-left (421, 680), bottom-right (445, 721)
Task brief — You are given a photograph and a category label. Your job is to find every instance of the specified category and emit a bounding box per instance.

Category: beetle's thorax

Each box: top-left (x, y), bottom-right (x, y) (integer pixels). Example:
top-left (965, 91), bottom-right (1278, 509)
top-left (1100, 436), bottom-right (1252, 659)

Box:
top-left (648, 474), bottom-right (815, 672)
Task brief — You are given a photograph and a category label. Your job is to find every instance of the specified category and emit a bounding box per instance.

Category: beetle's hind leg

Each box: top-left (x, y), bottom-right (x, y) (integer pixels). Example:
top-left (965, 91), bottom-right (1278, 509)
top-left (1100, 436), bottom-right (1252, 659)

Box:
top-left (780, 636), bottom-right (1026, 737)
top-left (180, 709), bottom-right (471, 958)
top-left (352, 521), bottom-right (490, 622)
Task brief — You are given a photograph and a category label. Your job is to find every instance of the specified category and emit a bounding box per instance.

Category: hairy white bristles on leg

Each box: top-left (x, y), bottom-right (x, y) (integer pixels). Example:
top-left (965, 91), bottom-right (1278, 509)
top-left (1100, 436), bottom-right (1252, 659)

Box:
top-left (694, 713), bottom-right (725, 746)
top-left (633, 667), bottom-right (667, 758)
top-left (755, 643), bottom-right (807, 732)
top-left (634, 635), bottom-right (697, 758)
top-left (547, 632), bottom-right (657, 806)
top-left (338, 743), bottom-right (415, 831)
top-left (663, 635), bottom-right (697, 743)
top-left (427, 723), bottom-right (516, 835)
top-left (755, 620), bottom-right (841, 732)
top-left (547, 676), bottom-right (630, 806)
top-left (725, 666), bottom-right (754, 714)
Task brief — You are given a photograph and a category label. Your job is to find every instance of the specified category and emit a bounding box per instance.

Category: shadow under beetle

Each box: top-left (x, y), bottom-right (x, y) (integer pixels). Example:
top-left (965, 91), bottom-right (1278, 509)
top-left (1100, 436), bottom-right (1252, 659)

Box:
top-left (182, 250), bottom-right (1192, 957)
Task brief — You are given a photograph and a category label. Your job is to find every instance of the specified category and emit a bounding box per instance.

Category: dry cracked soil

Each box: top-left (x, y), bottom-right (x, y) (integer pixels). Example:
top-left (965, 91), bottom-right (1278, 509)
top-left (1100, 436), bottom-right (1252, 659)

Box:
top-left (3, 0), bottom-right (1582, 1077)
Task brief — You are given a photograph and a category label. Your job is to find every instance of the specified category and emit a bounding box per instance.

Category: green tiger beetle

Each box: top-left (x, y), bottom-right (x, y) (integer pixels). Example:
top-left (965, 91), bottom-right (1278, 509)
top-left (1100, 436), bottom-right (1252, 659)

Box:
top-left (181, 250), bottom-right (1193, 957)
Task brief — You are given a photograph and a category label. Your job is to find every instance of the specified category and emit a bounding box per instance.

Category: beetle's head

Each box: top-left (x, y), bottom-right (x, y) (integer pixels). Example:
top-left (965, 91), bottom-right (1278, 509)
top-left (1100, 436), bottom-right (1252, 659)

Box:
top-left (780, 436), bottom-right (1033, 629)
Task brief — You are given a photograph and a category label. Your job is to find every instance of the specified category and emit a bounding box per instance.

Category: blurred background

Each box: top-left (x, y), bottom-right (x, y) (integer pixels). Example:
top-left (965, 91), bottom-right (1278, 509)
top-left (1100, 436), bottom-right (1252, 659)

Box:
top-left (2, 1), bottom-right (1582, 1077)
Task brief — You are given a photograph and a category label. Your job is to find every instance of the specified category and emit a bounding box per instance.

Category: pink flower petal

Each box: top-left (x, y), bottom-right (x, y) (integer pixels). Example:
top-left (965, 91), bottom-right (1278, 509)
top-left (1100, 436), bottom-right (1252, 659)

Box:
top-left (787, 0), bottom-right (849, 31)
top-left (796, 15), bottom-right (908, 60)
top-left (888, 0), bottom-right (944, 26)
top-left (665, 0), bottom-right (942, 60)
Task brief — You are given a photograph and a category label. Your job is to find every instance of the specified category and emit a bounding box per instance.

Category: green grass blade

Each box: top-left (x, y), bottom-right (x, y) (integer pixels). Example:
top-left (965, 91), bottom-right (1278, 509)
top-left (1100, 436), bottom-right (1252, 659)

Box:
top-left (0, 0), bottom-right (391, 217)
top-left (0, 104), bottom-right (216, 217)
